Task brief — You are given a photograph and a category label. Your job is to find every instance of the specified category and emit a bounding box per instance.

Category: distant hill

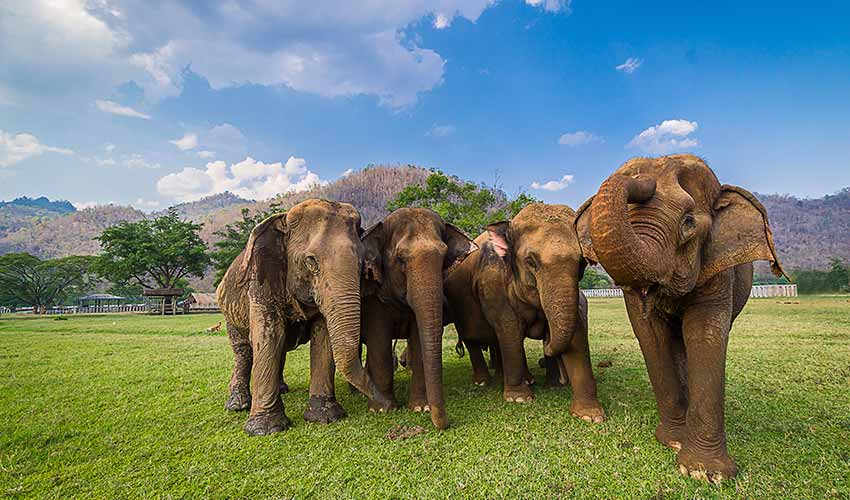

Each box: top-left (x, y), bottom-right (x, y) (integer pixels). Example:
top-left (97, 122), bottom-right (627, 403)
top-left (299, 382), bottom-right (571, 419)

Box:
top-left (757, 188), bottom-right (850, 271)
top-left (0, 196), bottom-right (76, 237)
top-left (1, 167), bottom-right (847, 290)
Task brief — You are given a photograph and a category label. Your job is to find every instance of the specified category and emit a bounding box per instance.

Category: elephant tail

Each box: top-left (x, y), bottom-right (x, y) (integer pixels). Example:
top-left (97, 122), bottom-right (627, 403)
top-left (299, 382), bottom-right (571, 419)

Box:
top-left (455, 340), bottom-right (465, 357)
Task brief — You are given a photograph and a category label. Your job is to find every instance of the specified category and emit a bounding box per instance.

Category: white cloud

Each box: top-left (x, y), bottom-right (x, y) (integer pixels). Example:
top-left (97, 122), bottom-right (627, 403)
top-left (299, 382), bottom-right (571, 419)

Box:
top-left (169, 132), bottom-right (198, 151)
top-left (205, 123), bottom-right (245, 152)
top-left (156, 156), bottom-right (326, 202)
top-left (95, 99), bottom-right (151, 119)
top-left (627, 119), bottom-right (700, 155)
top-left (341, 168), bottom-right (354, 178)
top-left (3, 1), bottom-right (573, 109)
top-left (0, 130), bottom-right (74, 167)
top-left (132, 198), bottom-right (160, 211)
top-left (104, 143), bottom-right (116, 153)
top-left (124, 154), bottom-right (161, 169)
top-left (531, 174), bottom-right (575, 191)
top-left (426, 124), bottom-right (456, 137)
top-left (616, 57), bottom-right (643, 74)
top-left (196, 150), bottom-right (216, 159)
top-left (558, 131), bottom-right (603, 146)
top-left (525, 0), bottom-right (573, 12)
top-left (73, 200), bottom-right (116, 210)
top-left (94, 157), bottom-right (117, 166)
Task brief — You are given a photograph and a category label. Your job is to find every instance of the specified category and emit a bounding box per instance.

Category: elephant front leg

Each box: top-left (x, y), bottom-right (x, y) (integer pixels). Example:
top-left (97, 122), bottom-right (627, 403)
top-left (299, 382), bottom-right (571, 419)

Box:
top-left (363, 296), bottom-right (399, 412)
top-left (244, 304), bottom-right (291, 436)
top-left (625, 293), bottom-right (688, 450)
top-left (677, 302), bottom-right (738, 482)
top-left (304, 318), bottom-right (347, 424)
top-left (467, 343), bottom-right (492, 386)
top-left (225, 324), bottom-right (252, 411)
top-left (559, 302), bottom-right (604, 423)
top-left (490, 311), bottom-right (533, 403)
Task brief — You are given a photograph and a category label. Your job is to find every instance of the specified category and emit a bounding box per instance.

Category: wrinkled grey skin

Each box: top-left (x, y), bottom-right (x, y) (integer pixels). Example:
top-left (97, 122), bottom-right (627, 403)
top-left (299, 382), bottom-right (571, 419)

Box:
top-left (444, 203), bottom-right (604, 422)
top-left (360, 208), bottom-right (477, 429)
top-left (217, 199), bottom-right (388, 435)
top-left (575, 155), bottom-right (786, 481)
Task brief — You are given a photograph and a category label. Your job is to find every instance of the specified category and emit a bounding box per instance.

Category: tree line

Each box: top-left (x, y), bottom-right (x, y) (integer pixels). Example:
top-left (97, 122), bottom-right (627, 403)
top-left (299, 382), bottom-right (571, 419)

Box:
top-left (2, 173), bottom-right (848, 311)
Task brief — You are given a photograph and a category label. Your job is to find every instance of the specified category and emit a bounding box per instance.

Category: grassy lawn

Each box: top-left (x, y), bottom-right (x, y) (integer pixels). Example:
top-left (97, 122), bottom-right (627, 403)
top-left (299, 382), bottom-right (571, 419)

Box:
top-left (1, 298), bottom-right (848, 499)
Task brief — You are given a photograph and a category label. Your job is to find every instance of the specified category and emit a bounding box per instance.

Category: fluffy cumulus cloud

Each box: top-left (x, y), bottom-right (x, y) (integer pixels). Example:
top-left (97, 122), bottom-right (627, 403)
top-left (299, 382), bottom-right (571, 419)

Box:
top-left (531, 174), bottom-right (574, 191)
top-left (616, 57), bottom-right (643, 74)
top-left (0, 130), bottom-right (74, 167)
top-left (558, 130), bottom-right (603, 146)
top-left (123, 154), bottom-right (161, 169)
top-left (627, 119), bottom-right (700, 155)
top-left (169, 132), bottom-right (198, 151)
top-left (95, 99), bottom-right (150, 119)
top-left (156, 156), bottom-right (325, 202)
top-left (1, 1), bottom-right (572, 109)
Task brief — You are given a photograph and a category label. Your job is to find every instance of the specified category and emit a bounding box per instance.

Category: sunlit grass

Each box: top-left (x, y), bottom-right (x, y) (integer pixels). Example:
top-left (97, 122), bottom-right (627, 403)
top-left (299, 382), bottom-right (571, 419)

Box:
top-left (1, 297), bottom-right (848, 498)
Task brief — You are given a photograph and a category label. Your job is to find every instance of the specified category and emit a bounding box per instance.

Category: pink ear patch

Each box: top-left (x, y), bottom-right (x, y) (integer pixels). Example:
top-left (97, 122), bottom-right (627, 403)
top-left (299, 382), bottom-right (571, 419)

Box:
top-left (488, 230), bottom-right (509, 257)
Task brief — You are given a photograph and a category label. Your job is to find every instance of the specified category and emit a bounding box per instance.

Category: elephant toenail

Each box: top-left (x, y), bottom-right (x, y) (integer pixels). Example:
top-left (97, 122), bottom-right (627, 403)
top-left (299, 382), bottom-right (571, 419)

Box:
top-left (679, 465), bottom-right (689, 476)
top-left (582, 415), bottom-right (592, 422)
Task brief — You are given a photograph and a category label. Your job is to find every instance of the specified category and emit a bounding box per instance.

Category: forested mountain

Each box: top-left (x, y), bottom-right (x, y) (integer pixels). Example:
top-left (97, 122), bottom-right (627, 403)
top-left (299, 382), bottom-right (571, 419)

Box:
top-left (1, 168), bottom-right (847, 290)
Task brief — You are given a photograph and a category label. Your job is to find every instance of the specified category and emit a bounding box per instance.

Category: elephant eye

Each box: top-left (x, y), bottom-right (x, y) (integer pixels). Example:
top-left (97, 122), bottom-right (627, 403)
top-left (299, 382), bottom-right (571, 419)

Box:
top-left (680, 213), bottom-right (697, 240)
top-left (305, 255), bottom-right (320, 274)
top-left (525, 255), bottom-right (538, 270)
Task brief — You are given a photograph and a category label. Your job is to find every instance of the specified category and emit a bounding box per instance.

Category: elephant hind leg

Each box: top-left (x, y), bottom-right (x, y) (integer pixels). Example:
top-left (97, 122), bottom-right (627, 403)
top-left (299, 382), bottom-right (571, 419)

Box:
top-left (466, 342), bottom-right (492, 386)
top-left (225, 324), bottom-right (252, 411)
top-left (560, 301), bottom-right (604, 423)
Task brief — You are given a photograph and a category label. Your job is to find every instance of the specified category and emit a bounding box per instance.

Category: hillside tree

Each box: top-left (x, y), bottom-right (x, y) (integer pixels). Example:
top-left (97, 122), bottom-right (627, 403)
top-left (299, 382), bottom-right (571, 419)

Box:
top-left (0, 253), bottom-right (96, 312)
top-left (94, 208), bottom-right (210, 290)
top-left (210, 203), bottom-right (285, 286)
top-left (387, 170), bottom-right (538, 236)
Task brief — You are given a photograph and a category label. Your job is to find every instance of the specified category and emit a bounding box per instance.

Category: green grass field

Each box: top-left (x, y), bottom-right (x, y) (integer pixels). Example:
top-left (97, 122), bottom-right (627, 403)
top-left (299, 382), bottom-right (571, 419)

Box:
top-left (1, 297), bottom-right (848, 499)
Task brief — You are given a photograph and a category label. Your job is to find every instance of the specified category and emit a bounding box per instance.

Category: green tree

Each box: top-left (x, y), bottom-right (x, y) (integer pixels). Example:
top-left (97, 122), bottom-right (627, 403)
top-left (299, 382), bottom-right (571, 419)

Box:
top-left (0, 253), bottom-right (96, 311)
top-left (827, 257), bottom-right (850, 292)
top-left (387, 171), bottom-right (538, 236)
top-left (210, 203), bottom-right (286, 286)
top-left (579, 267), bottom-right (613, 290)
top-left (94, 208), bottom-right (210, 290)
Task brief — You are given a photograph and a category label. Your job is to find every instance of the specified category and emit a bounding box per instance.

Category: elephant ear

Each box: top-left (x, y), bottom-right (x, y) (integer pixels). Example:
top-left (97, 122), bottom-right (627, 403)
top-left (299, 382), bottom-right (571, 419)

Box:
top-left (361, 221), bottom-right (384, 284)
top-left (573, 196), bottom-right (598, 265)
top-left (237, 213), bottom-right (287, 284)
top-left (444, 223), bottom-right (478, 268)
top-left (698, 185), bottom-right (787, 286)
top-left (485, 221), bottom-right (511, 258)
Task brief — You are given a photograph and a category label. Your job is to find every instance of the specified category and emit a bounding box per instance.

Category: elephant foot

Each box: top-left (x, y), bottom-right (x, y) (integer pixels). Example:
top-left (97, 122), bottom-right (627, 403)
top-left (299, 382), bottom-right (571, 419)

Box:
top-left (225, 386), bottom-right (251, 412)
top-left (503, 384), bottom-right (534, 403)
top-left (430, 407), bottom-right (449, 430)
top-left (472, 373), bottom-right (492, 386)
top-left (303, 395), bottom-right (347, 424)
top-left (543, 378), bottom-right (565, 389)
top-left (656, 422), bottom-right (686, 451)
top-left (569, 399), bottom-right (605, 423)
top-left (279, 381), bottom-right (290, 395)
top-left (408, 397), bottom-right (430, 412)
top-left (677, 447), bottom-right (739, 483)
top-left (368, 396), bottom-right (399, 413)
top-left (244, 411), bottom-right (291, 436)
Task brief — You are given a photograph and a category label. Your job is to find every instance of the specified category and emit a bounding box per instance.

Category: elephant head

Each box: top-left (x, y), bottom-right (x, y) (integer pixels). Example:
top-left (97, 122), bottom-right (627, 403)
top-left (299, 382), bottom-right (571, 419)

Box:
top-left (362, 208), bottom-right (476, 429)
top-left (575, 155), bottom-right (786, 298)
top-left (486, 203), bottom-right (588, 357)
top-left (239, 199), bottom-right (383, 403)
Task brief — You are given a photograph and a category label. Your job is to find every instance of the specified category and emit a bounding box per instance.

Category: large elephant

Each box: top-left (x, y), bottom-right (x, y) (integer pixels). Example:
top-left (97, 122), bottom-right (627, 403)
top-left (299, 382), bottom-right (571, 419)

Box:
top-left (360, 208), bottom-right (476, 429)
top-left (217, 199), bottom-right (388, 436)
top-left (444, 203), bottom-right (604, 422)
top-left (574, 155), bottom-right (785, 481)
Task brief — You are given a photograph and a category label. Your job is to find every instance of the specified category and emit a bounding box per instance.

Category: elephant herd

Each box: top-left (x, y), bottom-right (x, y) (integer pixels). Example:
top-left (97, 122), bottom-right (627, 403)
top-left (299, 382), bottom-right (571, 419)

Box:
top-left (215, 154), bottom-right (786, 482)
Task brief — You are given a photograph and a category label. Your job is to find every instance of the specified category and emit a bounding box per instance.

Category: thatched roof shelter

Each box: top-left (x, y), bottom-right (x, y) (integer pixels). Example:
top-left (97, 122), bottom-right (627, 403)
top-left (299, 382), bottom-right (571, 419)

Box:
top-left (183, 292), bottom-right (220, 312)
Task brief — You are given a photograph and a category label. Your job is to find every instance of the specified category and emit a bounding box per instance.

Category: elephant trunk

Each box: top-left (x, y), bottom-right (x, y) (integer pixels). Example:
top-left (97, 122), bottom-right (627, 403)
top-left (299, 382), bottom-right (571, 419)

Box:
top-left (406, 253), bottom-right (449, 429)
top-left (320, 265), bottom-right (389, 406)
top-left (539, 271), bottom-right (579, 357)
top-left (590, 174), bottom-right (664, 288)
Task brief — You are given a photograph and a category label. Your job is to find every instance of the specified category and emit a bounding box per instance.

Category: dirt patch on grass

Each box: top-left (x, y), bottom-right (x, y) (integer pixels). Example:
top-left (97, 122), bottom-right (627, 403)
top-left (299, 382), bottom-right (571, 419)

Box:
top-left (385, 425), bottom-right (426, 441)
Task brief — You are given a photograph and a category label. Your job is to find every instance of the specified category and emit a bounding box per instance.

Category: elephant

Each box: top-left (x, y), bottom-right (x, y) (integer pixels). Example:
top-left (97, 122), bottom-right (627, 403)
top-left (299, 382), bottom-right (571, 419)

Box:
top-left (360, 208), bottom-right (477, 429)
top-left (444, 203), bottom-right (604, 422)
top-left (217, 199), bottom-right (389, 436)
top-left (574, 154), bottom-right (786, 481)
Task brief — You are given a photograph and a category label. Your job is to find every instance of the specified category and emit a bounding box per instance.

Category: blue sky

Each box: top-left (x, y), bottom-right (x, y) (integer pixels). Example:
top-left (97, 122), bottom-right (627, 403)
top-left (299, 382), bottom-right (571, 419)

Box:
top-left (2, 0), bottom-right (849, 211)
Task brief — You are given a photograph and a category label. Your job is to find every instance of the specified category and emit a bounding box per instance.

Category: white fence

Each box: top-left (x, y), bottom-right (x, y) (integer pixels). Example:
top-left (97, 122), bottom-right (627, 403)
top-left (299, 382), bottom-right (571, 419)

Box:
top-left (581, 288), bottom-right (624, 298)
top-left (582, 285), bottom-right (798, 299)
top-left (750, 284), bottom-right (797, 298)
top-left (0, 304), bottom-right (148, 315)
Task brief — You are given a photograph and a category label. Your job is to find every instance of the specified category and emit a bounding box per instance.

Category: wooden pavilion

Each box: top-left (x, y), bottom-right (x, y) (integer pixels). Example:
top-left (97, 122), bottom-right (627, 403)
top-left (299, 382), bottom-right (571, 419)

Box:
top-left (143, 288), bottom-right (184, 315)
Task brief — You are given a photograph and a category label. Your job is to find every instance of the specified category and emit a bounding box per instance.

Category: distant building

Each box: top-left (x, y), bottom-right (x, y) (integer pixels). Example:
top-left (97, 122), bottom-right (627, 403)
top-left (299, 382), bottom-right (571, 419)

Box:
top-left (182, 292), bottom-right (220, 313)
